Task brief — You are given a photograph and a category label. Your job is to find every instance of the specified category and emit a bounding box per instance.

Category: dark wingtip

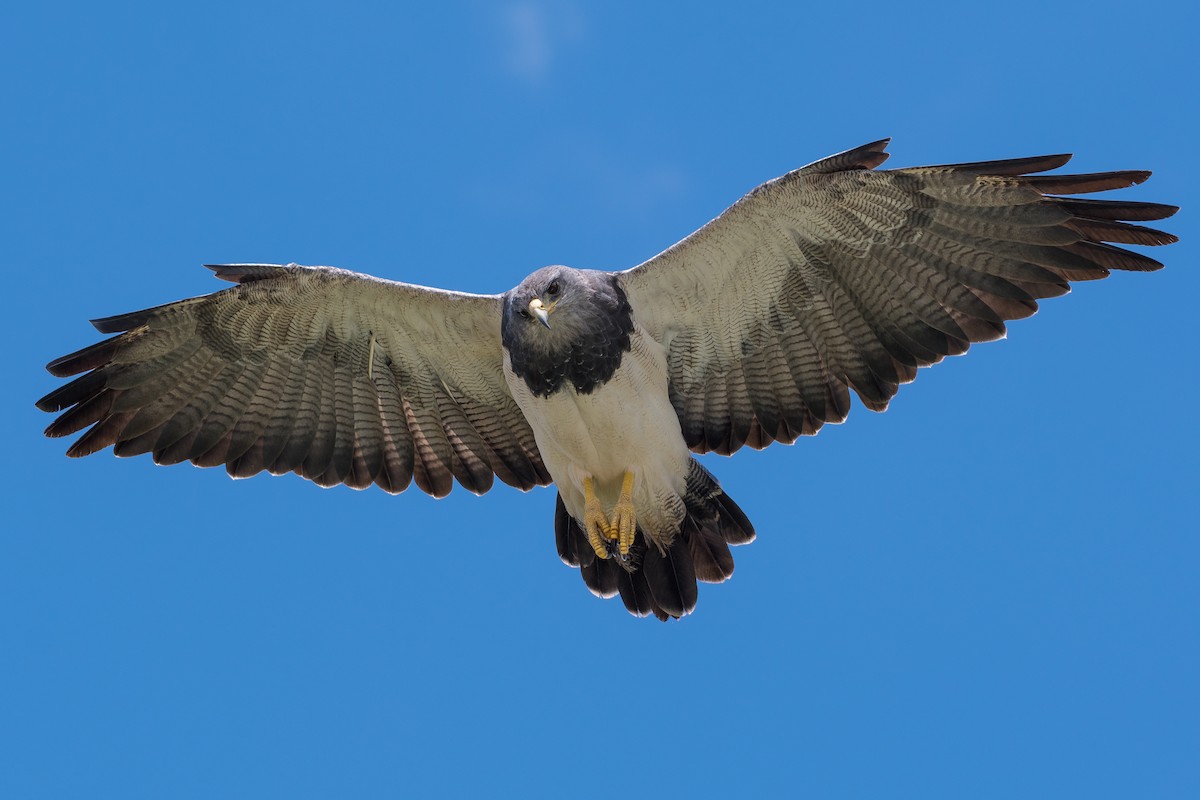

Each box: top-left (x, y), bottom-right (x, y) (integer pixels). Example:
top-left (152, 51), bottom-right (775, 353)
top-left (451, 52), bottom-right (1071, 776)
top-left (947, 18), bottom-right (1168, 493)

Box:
top-left (45, 333), bottom-right (125, 375)
top-left (1040, 153), bottom-right (1073, 170)
top-left (1022, 170), bottom-right (1154, 194)
top-left (90, 309), bottom-right (154, 334)
top-left (204, 263), bottom-right (292, 284)
top-left (44, 355), bottom-right (75, 378)
top-left (799, 138), bottom-right (892, 175)
top-left (854, 137), bottom-right (892, 169)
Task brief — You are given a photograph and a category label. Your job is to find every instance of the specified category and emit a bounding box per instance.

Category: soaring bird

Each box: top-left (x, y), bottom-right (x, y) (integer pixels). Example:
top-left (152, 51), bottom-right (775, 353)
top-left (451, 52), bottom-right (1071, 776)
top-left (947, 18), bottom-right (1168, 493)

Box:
top-left (36, 139), bottom-right (1178, 620)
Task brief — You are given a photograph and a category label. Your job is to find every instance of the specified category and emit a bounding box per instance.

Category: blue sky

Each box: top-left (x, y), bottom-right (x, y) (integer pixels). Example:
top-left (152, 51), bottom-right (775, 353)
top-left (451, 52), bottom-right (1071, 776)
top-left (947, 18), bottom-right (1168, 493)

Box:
top-left (4, 1), bottom-right (1197, 797)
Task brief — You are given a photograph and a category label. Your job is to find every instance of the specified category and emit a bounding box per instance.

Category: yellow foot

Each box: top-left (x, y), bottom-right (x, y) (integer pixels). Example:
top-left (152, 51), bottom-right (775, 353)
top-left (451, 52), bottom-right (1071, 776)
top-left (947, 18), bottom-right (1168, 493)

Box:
top-left (582, 476), bottom-right (611, 559)
top-left (606, 470), bottom-right (637, 557)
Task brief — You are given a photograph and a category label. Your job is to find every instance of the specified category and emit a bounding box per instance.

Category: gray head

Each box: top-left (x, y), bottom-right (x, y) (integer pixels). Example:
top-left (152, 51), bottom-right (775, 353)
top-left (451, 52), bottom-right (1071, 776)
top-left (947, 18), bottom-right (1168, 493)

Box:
top-left (501, 265), bottom-right (634, 398)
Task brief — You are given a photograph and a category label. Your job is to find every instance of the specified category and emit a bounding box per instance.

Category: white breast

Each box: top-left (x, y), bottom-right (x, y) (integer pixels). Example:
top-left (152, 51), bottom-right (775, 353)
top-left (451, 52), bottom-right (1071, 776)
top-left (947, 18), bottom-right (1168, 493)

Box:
top-left (503, 324), bottom-right (692, 538)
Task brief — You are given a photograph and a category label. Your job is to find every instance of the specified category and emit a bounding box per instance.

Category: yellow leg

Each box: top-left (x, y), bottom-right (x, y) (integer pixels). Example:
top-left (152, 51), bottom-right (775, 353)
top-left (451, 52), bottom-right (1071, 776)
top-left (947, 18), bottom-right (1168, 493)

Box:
top-left (608, 470), bottom-right (637, 557)
top-left (582, 476), bottom-right (610, 559)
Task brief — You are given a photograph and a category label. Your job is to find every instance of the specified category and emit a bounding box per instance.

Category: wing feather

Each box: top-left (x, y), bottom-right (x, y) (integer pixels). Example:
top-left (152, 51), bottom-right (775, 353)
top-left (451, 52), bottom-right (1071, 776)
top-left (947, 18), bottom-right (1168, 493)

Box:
top-left (153, 358), bottom-right (233, 465)
top-left (621, 140), bottom-right (1177, 454)
top-left (371, 361), bottom-right (416, 494)
top-left (255, 357), bottom-right (303, 472)
top-left (270, 358), bottom-right (322, 475)
top-left (322, 359), bottom-right (360, 486)
top-left (194, 363), bottom-right (263, 468)
top-left (347, 375), bottom-right (385, 490)
top-left (38, 264), bottom-right (550, 496)
top-left (117, 345), bottom-right (217, 449)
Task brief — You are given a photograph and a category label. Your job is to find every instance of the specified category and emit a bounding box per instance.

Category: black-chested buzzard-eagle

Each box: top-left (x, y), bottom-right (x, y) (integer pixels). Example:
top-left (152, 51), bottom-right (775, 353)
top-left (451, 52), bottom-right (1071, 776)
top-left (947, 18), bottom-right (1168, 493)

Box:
top-left (37, 139), bottom-right (1178, 620)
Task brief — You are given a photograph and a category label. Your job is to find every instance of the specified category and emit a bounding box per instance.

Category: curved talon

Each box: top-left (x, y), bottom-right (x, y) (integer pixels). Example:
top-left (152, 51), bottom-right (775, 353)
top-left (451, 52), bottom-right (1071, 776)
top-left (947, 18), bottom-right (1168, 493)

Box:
top-left (610, 470), bottom-right (637, 556)
top-left (582, 476), bottom-right (610, 559)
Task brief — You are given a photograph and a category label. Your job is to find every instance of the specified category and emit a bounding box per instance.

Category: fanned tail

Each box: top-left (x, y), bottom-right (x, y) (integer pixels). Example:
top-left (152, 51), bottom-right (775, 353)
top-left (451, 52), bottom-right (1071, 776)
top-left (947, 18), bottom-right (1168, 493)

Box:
top-left (554, 460), bottom-right (755, 620)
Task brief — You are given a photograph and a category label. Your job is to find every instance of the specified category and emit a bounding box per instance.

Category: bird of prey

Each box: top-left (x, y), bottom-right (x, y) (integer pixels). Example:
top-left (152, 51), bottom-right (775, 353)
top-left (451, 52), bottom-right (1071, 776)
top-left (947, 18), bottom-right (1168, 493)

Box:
top-left (37, 139), bottom-right (1177, 620)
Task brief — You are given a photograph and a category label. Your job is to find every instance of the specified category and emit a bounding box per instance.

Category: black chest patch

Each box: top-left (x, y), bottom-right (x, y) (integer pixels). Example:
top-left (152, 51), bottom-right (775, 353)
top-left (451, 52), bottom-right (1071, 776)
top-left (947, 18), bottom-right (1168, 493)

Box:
top-left (503, 276), bottom-right (635, 398)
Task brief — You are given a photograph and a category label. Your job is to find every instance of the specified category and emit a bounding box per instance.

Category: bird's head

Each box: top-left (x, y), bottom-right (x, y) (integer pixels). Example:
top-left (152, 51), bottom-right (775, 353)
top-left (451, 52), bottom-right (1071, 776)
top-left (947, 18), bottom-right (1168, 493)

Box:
top-left (501, 266), bottom-right (635, 392)
top-left (502, 265), bottom-right (607, 349)
top-left (505, 265), bottom-right (585, 331)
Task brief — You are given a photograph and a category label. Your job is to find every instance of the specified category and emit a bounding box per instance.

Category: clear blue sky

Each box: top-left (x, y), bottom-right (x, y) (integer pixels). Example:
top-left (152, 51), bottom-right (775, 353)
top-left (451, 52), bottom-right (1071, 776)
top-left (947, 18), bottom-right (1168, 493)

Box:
top-left (4, 2), bottom-right (1196, 797)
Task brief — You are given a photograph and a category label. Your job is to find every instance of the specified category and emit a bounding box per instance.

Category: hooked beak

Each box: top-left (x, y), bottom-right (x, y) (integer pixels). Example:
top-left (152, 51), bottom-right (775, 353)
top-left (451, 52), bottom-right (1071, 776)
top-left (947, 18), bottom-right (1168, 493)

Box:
top-left (528, 297), bottom-right (552, 329)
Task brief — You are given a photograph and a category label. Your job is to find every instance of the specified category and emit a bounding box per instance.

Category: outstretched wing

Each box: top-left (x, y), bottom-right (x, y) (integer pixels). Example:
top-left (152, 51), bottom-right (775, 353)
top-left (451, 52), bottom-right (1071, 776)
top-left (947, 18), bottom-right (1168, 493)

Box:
top-left (619, 140), bottom-right (1178, 455)
top-left (37, 263), bottom-right (550, 497)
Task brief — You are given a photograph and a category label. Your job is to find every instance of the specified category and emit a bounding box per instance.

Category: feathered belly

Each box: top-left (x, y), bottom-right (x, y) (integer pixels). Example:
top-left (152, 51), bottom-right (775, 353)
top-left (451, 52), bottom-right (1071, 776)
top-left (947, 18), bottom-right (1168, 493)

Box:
top-left (503, 327), bottom-right (691, 535)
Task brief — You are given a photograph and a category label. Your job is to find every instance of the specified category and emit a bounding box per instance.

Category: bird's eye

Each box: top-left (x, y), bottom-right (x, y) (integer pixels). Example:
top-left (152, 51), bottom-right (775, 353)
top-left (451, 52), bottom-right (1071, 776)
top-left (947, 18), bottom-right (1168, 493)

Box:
top-left (518, 309), bottom-right (531, 319)
top-left (547, 280), bottom-right (560, 296)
